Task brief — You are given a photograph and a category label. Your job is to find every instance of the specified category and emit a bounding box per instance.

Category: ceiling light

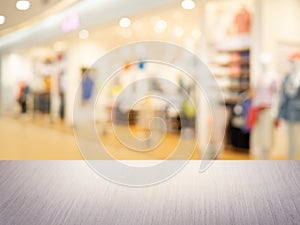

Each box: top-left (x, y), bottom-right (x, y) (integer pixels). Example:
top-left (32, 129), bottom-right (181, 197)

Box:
top-left (0, 15), bottom-right (5, 25)
top-left (79, 29), bottom-right (89, 39)
top-left (16, 0), bottom-right (31, 11)
top-left (155, 20), bottom-right (167, 33)
top-left (181, 0), bottom-right (195, 10)
top-left (119, 17), bottom-right (131, 28)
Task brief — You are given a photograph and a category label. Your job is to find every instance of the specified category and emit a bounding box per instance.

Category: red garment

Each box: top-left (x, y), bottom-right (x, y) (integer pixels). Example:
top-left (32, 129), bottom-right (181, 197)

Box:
top-left (18, 83), bottom-right (25, 100)
top-left (233, 8), bottom-right (251, 34)
top-left (247, 106), bottom-right (269, 129)
top-left (248, 107), bottom-right (257, 129)
top-left (289, 52), bottom-right (300, 61)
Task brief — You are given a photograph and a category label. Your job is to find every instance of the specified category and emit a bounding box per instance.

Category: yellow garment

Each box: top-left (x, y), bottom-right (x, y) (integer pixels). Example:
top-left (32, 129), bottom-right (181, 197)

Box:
top-left (44, 76), bottom-right (51, 92)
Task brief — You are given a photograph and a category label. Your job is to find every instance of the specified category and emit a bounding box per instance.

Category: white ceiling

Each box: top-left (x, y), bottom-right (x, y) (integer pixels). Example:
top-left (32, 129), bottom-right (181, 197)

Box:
top-left (0, 0), bottom-right (79, 36)
top-left (19, 2), bottom-right (202, 59)
top-left (87, 3), bottom-right (202, 50)
top-left (0, 0), bottom-right (177, 51)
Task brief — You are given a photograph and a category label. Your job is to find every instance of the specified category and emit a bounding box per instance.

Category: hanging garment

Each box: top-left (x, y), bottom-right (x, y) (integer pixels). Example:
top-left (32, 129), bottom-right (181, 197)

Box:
top-left (278, 73), bottom-right (300, 122)
top-left (82, 76), bottom-right (94, 101)
top-left (252, 71), bottom-right (278, 108)
top-left (249, 70), bottom-right (278, 129)
top-left (233, 8), bottom-right (251, 34)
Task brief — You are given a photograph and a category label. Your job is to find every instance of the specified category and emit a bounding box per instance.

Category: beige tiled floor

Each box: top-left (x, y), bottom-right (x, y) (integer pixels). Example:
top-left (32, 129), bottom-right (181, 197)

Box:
top-left (0, 117), bottom-right (81, 160)
top-left (0, 116), bottom-right (296, 160)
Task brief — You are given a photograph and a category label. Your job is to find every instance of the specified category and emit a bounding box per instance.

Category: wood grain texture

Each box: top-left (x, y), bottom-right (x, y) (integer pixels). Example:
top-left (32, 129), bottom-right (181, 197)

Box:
top-left (0, 161), bottom-right (300, 225)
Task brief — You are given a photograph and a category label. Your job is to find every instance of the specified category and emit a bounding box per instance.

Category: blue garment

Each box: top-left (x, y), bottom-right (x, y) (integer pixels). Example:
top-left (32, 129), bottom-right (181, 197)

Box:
top-left (278, 75), bottom-right (300, 122)
top-left (82, 76), bottom-right (94, 100)
top-left (138, 61), bottom-right (145, 70)
top-left (242, 98), bottom-right (251, 133)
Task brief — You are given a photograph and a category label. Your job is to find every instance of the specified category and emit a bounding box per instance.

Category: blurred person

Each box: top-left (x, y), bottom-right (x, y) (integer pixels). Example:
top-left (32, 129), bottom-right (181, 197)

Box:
top-left (17, 81), bottom-right (30, 114)
top-left (249, 54), bottom-right (279, 159)
top-left (58, 71), bottom-right (66, 122)
top-left (277, 52), bottom-right (300, 159)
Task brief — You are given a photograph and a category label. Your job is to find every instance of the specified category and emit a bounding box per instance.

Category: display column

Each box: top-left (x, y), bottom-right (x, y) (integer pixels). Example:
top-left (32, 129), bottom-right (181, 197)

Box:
top-left (0, 53), bottom-right (2, 116)
top-left (197, 0), bottom-right (211, 158)
top-left (250, 0), bottom-right (263, 156)
top-left (250, 0), bottom-right (263, 86)
top-left (65, 46), bottom-right (80, 126)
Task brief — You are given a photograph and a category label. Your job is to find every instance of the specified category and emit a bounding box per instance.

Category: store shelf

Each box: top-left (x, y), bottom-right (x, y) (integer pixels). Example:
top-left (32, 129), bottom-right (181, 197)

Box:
top-left (217, 48), bottom-right (251, 53)
top-left (222, 86), bottom-right (249, 92)
top-left (213, 49), bottom-right (250, 92)
top-left (211, 59), bottom-right (250, 67)
top-left (211, 44), bottom-right (251, 150)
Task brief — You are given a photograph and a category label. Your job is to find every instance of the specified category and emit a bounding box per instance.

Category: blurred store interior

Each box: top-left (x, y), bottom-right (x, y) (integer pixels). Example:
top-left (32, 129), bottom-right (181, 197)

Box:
top-left (0, 0), bottom-right (300, 160)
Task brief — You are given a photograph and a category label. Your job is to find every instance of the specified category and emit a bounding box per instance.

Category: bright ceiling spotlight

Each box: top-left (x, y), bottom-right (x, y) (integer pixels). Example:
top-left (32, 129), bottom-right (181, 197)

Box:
top-left (119, 17), bottom-right (131, 28)
top-left (0, 15), bottom-right (5, 25)
top-left (16, 0), bottom-right (31, 11)
top-left (181, 0), bottom-right (195, 10)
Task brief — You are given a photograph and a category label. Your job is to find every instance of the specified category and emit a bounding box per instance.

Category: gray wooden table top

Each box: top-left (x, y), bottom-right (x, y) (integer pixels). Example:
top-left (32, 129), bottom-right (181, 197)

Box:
top-left (0, 161), bottom-right (300, 225)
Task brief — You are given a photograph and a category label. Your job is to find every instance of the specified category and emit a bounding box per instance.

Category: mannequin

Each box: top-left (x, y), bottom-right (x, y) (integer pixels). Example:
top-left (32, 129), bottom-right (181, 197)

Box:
top-left (277, 52), bottom-right (300, 159)
top-left (251, 54), bottom-right (278, 159)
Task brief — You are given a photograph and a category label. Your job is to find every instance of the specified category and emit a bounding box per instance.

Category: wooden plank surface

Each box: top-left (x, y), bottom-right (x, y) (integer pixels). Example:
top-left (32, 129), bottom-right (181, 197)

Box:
top-left (0, 161), bottom-right (300, 225)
